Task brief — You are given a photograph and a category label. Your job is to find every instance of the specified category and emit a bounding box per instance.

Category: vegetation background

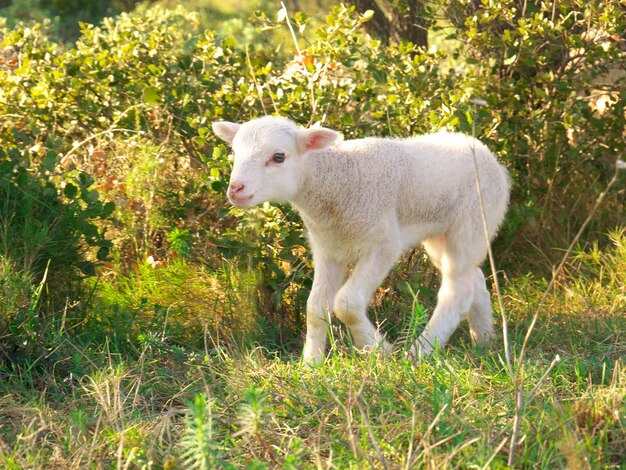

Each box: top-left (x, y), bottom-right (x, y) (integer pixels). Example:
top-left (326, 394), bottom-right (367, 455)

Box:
top-left (0, 0), bottom-right (624, 467)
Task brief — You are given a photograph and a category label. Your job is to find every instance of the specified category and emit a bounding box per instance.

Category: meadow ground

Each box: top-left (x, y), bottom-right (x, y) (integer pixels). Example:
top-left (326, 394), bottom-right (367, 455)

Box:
top-left (1, 246), bottom-right (625, 468)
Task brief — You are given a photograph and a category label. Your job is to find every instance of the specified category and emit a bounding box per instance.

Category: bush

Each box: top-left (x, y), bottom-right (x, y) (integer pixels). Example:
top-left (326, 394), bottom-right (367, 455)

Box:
top-left (0, 257), bottom-right (32, 338)
top-left (0, 146), bottom-right (113, 360)
top-left (0, 146), bottom-right (112, 281)
top-left (1, 2), bottom-right (624, 351)
top-left (0, 0), bottom-right (144, 41)
top-left (445, 0), bottom-right (626, 266)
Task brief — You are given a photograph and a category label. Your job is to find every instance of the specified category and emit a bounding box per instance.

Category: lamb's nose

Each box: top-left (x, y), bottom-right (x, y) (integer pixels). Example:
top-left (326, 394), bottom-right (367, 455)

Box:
top-left (229, 182), bottom-right (245, 196)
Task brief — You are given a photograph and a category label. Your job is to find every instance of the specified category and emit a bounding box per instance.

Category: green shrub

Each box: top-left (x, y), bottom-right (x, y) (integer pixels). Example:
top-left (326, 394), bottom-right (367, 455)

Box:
top-left (444, 0), bottom-right (626, 266)
top-left (0, 147), bottom-right (112, 281)
top-left (1, 2), bottom-right (624, 350)
top-left (0, 0), bottom-right (144, 41)
top-left (0, 146), bottom-right (113, 360)
top-left (0, 257), bottom-right (32, 337)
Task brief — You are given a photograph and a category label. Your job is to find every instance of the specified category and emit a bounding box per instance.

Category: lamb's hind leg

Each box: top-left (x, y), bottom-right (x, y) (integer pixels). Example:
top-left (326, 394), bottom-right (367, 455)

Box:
top-left (468, 267), bottom-right (495, 345)
top-left (414, 267), bottom-right (475, 356)
top-left (414, 235), bottom-right (477, 356)
top-left (333, 242), bottom-right (401, 355)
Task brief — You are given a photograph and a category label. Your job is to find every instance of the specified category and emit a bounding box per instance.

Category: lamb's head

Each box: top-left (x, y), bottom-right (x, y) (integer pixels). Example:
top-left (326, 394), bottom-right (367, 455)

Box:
top-left (212, 116), bottom-right (340, 207)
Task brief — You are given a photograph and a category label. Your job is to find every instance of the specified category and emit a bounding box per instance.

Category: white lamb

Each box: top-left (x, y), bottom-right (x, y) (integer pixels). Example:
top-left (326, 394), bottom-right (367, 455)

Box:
top-left (213, 116), bottom-right (510, 364)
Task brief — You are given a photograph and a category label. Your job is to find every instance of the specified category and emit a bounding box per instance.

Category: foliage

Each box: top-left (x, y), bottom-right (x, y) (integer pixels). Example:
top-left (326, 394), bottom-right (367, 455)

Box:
top-left (344, 0), bottom-right (433, 47)
top-left (0, 0), bottom-right (145, 41)
top-left (1, 0), bottom-right (625, 353)
top-left (179, 394), bottom-right (227, 469)
top-left (445, 0), bottom-right (626, 264)
top-left (0, 257), bottom-right (32, 343)
top-left (0, 148), bottom-right (112, 273)
top-left (0, 144), bottom-right (113, 355)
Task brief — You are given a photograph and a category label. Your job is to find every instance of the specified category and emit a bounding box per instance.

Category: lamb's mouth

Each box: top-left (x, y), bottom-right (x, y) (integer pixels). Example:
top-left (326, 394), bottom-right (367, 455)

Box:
top-left (229, 193), bottom-right (254, 207)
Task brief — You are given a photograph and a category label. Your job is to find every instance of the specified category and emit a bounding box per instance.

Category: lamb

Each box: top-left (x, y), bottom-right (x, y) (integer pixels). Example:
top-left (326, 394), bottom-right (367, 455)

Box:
top-left (213, 116), bottom-right (510, 364)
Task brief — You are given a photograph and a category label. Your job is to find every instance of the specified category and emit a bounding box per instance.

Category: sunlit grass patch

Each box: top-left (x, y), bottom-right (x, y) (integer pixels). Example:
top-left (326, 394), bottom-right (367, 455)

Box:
top-left (0, 334), bottom-right (624, 468)
top-left (93, 258), bottom-right (257, 347)
top-left (1, 223), bottom-right (625, 468)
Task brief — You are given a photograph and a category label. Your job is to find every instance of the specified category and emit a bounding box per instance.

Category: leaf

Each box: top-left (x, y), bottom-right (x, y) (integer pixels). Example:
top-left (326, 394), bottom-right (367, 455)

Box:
top-left (97, 245), bottom-right (110, 261)
top-left (503, 54), bottom-right (517, 66)
top-left (83, 189), bottom-right (100, 203)
top-left (42, 149), bottom-right (57, 172)
top-left (143, 86), bottom-right (161, 104)
top-left (101, 201), bottom-right (115, 217)
top-left (79, 172), bottom-right (94, 188)
top-left (64, 183), bottom-right (78, 199)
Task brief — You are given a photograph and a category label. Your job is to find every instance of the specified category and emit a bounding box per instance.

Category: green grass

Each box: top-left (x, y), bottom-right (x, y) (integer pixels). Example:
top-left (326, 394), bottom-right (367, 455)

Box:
top-left (0, 233), bottom-right (626, 469)
top-left (1, 214), bottom-right (625, 469)
top-left (0, 342), bottom-right (623, 468)
top-left (1, 261), bottom-right (624, 468)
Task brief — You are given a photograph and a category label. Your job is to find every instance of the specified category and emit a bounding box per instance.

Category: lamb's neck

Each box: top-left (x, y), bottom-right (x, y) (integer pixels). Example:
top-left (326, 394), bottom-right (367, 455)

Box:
top-left (290, 155), bottom-right (343, 226)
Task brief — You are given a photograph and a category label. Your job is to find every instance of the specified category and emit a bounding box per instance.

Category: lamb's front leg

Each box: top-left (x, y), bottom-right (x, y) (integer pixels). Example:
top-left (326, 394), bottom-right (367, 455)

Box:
top-left (333, 243), bottom-right (401, 355)
top-left (302, 255), bottom-right (347, 364)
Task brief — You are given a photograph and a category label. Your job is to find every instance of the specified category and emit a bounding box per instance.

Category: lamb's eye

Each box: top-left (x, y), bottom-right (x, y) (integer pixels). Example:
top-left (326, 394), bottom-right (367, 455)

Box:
top-left (273, 152), bottom-right (286, 163)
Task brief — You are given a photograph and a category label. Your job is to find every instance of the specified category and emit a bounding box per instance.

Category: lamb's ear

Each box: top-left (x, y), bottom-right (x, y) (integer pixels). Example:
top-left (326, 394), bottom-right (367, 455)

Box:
top-left (296, 127), bottom-right (340, 154)
top-left (212, 121), bottom-right (241, 145)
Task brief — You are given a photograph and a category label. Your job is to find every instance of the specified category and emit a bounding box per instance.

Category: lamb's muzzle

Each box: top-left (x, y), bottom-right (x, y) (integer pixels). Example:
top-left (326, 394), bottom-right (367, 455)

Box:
top-left (227, 182), bottom-right (253, 206)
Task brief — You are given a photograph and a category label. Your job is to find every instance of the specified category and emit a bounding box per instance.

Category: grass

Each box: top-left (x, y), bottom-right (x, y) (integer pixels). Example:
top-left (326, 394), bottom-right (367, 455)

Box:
top-left (1, 240), bottom-right (625, 468)
top-left (0, 341), bottom-right (623, 468)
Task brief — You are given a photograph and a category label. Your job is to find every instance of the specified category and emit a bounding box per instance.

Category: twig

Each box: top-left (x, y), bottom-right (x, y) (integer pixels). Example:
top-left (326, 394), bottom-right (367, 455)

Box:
top-left (355, 396), bottom-right (389, 470)
top-left (445, 436), bottom-right (481, 465)
top-left (59, 128), bottom-right (145, 167)
top-left (526, 354), bottom-right (561, 404)
top-left (471, 99), bottom-right (520, 463)
top-left (326, 384), bottom-right (373, 466)
top-left (280, 2), bottom-right (318, 121)
top-left (245, 45), bottom-right (268, 115)
top-left (403, 403), bottom-right (450, 468)
top-left (481, 436), bottom-right (509, 470)
top-left (403, 404), bottom-right (417, 470)
top-left (469, 99), bottom-right (513, 376)
top-left (424, 403), bottom-right (449, 439)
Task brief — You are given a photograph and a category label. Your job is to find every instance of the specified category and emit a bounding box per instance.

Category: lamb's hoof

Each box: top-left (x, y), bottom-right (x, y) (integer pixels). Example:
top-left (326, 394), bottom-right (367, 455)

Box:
top-left (406, 342), bottom-right (433, 363)
top-left (301, 348), bottom-right (325, 367)
top-left (360, 340), bottom-right (393, 357)
top-left (469, 328), bottom-right (496, 347)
